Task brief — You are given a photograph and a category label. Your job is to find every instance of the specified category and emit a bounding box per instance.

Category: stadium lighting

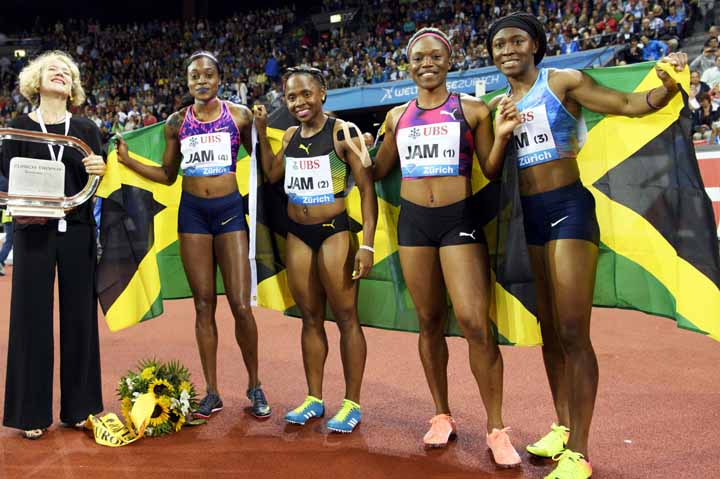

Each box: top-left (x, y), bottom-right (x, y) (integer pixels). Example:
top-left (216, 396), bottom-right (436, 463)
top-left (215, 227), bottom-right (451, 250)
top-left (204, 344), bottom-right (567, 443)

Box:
top-left (14, 49), bottom-right (26, 58)
top-left (330, 14), bottom-right (342, 23)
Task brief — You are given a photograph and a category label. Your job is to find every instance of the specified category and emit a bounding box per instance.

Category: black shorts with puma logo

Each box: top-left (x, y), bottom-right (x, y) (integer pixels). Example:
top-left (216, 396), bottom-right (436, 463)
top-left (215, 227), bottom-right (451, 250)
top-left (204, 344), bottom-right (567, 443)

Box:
top-left (398, 197), bottom-right (486, 247)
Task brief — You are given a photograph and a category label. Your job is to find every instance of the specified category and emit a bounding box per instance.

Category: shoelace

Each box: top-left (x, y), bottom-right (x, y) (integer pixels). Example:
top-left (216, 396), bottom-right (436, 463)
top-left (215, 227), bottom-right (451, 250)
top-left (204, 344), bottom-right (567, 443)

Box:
top-left (292, 396), bottom-right (321, 414)
top-left (333, 400), bottom-right (359, 422)
top-left (429, 414), bottom-right (453, 426)
top-left (488, 427), bottom-right (513, 445)
top-left (251, 388), bottom-right (267, 406)
top-left (198, 394), bottom-right (218, 409)
top-left (551, 449), bottom-right (586, 474)
top-left (534, 424), bottom-right (569, 448)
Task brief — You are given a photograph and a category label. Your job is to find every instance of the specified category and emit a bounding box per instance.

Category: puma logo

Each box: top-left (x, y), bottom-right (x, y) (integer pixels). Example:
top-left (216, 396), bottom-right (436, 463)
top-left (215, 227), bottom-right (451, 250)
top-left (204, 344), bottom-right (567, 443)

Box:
top-left (322, 219), bottom-right (336, 229)
top-left (459, 229), bottom-right (476, 240)
top-left (221, 215), bottom-right (239, 226)
top-left (298, 143), bottom-right (312, 155)
top-left (440, 109), bottom-right (458, 121)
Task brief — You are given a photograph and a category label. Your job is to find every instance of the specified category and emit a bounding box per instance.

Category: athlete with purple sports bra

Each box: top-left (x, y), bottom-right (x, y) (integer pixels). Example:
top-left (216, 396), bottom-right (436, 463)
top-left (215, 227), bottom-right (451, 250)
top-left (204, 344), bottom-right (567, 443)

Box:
top-left (115, 51), bottom-right (271, 421)
top-left (373, 28), bottom-right (522, 467)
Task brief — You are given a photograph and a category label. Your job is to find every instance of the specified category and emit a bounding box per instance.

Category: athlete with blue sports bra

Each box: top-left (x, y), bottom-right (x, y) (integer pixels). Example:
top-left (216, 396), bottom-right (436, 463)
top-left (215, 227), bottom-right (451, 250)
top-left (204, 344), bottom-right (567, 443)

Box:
top-left (373, 28), bottom-right (522, 467)
top-left (115, 51), bottom-right (271, 422)
top-left (487, 13), bottom-right (687, 479)
top-left (254, 67), bottom-right (377, 434)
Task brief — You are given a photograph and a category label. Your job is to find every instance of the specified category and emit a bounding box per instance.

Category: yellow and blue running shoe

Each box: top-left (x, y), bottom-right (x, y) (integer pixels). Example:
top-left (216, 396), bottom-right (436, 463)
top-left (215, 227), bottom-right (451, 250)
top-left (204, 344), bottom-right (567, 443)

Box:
top-left (544, 449), bottom-right (592, 479)
top-left (326, 399), bottom-right (361, 433)
top-left (527, 423), bottom-right (570, 458)
top-left (285, 396), bottom-right (324, 425)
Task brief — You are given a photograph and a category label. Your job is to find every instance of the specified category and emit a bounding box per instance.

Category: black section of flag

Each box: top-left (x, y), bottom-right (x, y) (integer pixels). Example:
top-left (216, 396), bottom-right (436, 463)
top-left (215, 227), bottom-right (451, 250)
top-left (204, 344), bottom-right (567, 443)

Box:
top-left (491, 148), bottom-right (538, 317)
top-left (96, 185), bottom-right (165, 313)
top-left (592, 107), bottom-right (720, 287)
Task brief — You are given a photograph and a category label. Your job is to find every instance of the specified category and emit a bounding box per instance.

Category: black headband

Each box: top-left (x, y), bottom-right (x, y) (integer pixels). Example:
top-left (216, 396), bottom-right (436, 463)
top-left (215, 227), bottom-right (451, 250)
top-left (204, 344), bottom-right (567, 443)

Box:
top-left (487, 13), bottom-right (547, 65)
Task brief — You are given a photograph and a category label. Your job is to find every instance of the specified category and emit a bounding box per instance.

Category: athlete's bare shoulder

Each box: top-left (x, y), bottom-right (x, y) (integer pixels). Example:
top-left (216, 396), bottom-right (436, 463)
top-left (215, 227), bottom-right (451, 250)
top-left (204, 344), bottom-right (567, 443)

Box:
top-left (226, 101), bottom-right (253, 127)
top-left (547, 67), bottom-right (584, 90)
top-left (165, 109), bottom-right (186, 134)
top-left (384, 103), bottom-right (409, 134)
top-left (459, 93), bottom-right (490, 121)
top-left (282, 125), bottom-right (299, 145)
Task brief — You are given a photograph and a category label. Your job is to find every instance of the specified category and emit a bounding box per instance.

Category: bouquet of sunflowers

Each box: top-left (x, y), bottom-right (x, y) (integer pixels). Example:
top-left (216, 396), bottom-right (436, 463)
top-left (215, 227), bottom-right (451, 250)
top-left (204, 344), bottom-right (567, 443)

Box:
top-left (117, 359), bottom-right (198, 437)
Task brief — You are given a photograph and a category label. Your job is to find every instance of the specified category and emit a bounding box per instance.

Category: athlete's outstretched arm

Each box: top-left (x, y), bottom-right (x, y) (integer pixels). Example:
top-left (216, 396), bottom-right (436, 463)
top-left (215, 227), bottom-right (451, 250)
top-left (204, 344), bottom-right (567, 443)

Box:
top-left (338, 121), bottom-right (378, 279)
top-left (373, 107), bottom-right (401, 181)
top-left (115, 111), bottom-right (182, 185)
top-left (253, 104), bottom-right (291, 183)
top-left (565, 52), bottom-right (688, 116)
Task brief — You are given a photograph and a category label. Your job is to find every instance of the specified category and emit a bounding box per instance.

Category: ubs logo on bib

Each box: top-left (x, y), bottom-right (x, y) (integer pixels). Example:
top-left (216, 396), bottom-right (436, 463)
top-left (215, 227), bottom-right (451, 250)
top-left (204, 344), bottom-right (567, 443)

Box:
top-left (293, 159), bottom-right (321, 170)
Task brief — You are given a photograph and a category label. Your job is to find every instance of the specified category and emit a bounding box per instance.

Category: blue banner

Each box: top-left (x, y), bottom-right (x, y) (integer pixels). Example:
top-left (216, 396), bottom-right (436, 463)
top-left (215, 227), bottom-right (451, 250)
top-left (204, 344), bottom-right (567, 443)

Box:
top-left (326, 47), bottom-right (619, 112)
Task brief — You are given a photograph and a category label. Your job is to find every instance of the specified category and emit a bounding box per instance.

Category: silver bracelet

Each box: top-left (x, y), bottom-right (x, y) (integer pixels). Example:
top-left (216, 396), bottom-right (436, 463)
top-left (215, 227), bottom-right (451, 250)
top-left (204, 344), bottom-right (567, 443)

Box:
top-left (359, 245), bottom-right (375, 253)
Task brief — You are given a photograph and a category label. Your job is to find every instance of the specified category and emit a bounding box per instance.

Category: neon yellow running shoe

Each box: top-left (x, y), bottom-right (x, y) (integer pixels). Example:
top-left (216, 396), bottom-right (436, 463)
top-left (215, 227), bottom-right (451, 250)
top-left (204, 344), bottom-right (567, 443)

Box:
top-left (285, 395), bottom-right (324, 425)
top-left (544, 449), bottom-right (592, 479)
top-left (326, 399), bottom-right (361, 433)
top-left (527, 423), bottom-right (570, 458)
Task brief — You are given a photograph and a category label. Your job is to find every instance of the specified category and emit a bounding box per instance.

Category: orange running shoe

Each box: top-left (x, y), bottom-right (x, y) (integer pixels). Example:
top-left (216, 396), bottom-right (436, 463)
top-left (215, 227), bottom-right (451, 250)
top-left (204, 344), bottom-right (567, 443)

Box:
top-left (423, 414), bottom-right (457, 448)
top-left (487, 427), bottom-right (522, 468)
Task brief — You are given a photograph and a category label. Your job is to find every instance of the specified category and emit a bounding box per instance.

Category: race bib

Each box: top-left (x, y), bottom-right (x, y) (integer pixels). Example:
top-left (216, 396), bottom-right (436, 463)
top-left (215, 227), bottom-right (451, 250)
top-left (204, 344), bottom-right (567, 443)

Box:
top-left (512, 105), bottom-right (558, 168)
top-left (397, 122), bottom-right (460, 177)
top-left (180, 132), bottom-right (233, 176)
top-left (284, 155), bottom-right (334, 205)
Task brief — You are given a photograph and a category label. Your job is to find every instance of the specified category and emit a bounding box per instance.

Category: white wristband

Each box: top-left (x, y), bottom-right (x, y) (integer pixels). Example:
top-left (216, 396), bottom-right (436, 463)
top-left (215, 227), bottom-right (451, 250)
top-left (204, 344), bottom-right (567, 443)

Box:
top-left (359, 245), bottom-right (375, 253)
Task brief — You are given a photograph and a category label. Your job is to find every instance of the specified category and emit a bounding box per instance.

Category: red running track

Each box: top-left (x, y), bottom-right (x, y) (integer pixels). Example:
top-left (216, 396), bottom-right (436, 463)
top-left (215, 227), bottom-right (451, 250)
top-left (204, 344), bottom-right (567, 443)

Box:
top-left (0, 264), bottom-right (718, 479)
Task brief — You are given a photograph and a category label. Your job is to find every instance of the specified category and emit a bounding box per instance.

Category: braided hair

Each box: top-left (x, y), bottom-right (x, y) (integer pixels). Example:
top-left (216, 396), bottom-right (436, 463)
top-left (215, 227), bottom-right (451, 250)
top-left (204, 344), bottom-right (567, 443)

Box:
top-left (406, 27), bottom-right (453, 57)
top-left (283, 66), bottom-right (327, 103)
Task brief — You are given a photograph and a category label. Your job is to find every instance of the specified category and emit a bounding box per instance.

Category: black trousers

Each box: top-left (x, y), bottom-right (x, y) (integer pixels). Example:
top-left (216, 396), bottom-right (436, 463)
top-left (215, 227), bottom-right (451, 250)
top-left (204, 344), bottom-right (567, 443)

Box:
top-left (3, 222), bottom-right (103, 430)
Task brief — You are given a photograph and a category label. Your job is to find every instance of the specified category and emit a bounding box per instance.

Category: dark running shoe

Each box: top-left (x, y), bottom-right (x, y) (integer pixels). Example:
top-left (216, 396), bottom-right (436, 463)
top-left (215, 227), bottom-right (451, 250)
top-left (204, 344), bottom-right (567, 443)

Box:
top-left (247, 385), bottom-right (271, 418)
top-left (193, 393), bottom-right (223, 419)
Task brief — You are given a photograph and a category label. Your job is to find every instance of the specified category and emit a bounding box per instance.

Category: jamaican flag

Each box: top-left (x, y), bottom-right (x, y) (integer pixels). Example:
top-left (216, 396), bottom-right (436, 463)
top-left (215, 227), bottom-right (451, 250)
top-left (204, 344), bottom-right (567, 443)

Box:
top-left (97, 62), bottom-right (720, 343)
top-left (484, 61), bottom-right (720, 342)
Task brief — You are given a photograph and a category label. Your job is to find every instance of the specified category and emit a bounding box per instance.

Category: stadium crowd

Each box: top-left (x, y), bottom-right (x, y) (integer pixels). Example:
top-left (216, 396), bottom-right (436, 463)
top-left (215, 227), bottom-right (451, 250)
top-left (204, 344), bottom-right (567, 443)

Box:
top-left (0, 0), bottom-right (716, 144)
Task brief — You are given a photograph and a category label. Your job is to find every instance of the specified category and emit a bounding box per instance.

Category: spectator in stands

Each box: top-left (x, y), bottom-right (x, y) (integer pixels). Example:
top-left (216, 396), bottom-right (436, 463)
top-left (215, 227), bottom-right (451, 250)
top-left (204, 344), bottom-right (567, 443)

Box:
top-left (699, 0), bottom-right (716, 29)
top-left (690, 44), bottom-right (717, 75)
top-left (693, 92), bottom-right (720, 142)
top-left (690, 70), bottom-right (711, 110)
top-left (701, 54), bottom-right (720, 89)
top-left (618, 35), bottom-right (645, 64)
top-left (0, 1), bottom-right (697, 124)
top-left (641, 34), bottom-right (669, 60)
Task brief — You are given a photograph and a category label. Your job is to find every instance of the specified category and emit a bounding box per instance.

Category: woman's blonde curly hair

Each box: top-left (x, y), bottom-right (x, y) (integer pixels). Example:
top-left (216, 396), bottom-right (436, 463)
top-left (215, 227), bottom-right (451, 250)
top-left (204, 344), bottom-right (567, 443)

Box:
top-left (18, 50), bottom-right (86, 107)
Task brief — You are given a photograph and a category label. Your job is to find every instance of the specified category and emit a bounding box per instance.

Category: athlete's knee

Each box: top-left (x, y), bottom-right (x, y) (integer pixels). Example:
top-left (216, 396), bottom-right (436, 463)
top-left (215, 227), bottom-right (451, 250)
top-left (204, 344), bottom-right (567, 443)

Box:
top-left (231, 302), bottom-right (255, 324)
top-left (333, 307), bottom-right (359, 332)
top-left (301, 314), bottom-right (326, 331)
top-left (417, 310), bottom-right (446, 339)
top-left (555, 319), bottom-right (592, 353)
top-left (456, 313), bottom-right (495, 350)
top-left (193, 294), bottom-right (217, 317)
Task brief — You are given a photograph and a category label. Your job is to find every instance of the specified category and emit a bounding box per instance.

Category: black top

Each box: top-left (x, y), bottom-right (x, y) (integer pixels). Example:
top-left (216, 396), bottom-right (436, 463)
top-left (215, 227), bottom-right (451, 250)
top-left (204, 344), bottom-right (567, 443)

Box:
top-left (285, 116), bottom-right (337, 158)
top-left (0, 114), bottom-right (103, 226)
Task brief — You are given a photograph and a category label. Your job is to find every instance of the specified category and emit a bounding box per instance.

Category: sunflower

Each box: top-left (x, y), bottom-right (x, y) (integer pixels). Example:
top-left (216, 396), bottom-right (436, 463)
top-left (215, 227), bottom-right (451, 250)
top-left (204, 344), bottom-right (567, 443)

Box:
top-left (179, 381), bottom-right (192, 394)
top-left (148, 396), bottom-right (171, 427)
top-left (148, 378), bottom-right (174, 396)
top-left (168, 409), bottom-right (186, 432)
